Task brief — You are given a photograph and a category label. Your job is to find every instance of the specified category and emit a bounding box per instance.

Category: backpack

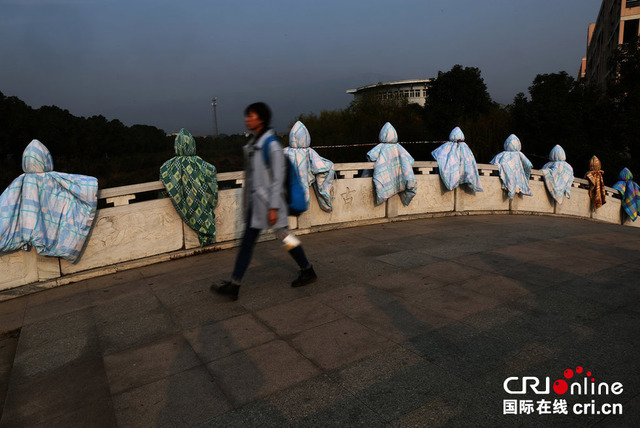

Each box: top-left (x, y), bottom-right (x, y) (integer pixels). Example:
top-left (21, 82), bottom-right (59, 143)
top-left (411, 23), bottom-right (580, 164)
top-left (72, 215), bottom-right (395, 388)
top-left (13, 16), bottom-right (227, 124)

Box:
top-left (262, 136), bottom-right (308, 216)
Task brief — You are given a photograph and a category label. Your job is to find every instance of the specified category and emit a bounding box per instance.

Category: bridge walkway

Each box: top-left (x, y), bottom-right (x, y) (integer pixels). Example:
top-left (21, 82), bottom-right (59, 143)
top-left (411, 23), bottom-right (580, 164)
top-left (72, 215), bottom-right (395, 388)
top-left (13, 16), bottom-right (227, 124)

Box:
top-left (1, 214), bottom-right (639, 426)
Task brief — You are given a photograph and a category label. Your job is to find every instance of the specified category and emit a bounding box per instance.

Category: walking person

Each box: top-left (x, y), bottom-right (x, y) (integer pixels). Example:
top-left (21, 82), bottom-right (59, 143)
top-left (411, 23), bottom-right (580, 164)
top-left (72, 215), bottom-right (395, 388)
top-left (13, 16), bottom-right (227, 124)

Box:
top-left (212, 102), bottom-right (317, 300)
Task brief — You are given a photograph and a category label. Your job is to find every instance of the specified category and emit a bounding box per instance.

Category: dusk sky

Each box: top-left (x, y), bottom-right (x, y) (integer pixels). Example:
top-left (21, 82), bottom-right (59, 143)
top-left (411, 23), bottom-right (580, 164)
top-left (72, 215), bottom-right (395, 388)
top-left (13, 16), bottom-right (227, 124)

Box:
top-left (1, 0), bottom-right (603, 136)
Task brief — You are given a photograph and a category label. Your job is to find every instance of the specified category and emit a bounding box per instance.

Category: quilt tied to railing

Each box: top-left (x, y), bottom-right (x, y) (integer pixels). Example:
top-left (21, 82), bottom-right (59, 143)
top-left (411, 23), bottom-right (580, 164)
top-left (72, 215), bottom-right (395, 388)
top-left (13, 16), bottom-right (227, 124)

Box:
top-left (160, 129), bottom-right (218, 246)
top-left (0, 139), bottom-right (98, 262)
top-left (431, 127), bottom-right (483, 192)
top-left (586, 156), bottom-right (606, 209)
top-left (284, 121), bottom-right (335, 212)
top-left (366, 122), bottom-right (417, 206)
top-left (541, 145), bottom-right (574, 204)
top-left (490, 134), bottom-right (533, 199)
top-left (612, 167), bottom-right (639, 221)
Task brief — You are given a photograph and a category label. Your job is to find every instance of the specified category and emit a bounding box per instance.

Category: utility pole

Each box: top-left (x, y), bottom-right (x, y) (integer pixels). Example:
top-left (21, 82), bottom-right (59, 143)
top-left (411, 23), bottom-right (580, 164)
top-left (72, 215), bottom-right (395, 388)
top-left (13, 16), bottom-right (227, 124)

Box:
top-left (211, 97), bottom-right (219, 138)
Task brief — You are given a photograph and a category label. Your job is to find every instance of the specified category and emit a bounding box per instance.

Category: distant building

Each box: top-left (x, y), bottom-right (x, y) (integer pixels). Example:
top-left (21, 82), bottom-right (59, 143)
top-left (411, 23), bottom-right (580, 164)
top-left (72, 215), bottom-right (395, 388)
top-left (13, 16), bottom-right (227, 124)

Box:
top-left (580, 0), bottom-right (640, 88)
top-left (346, 79), bottom-right (432, 106)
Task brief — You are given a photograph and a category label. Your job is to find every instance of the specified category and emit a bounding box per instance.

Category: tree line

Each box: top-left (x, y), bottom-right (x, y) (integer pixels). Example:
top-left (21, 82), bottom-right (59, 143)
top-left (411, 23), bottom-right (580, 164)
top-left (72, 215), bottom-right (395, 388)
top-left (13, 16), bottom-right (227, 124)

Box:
top-left (1, 42), bottom-right (638, 191)
top-left (299, 61), bottom-right (639, 185)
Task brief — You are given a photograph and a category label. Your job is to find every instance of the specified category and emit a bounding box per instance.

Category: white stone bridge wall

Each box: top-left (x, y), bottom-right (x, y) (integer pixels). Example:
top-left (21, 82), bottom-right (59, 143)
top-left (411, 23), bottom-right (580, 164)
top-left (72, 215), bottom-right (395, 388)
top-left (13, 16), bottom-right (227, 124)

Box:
top-left (0, 161), bottom-right (633, 299)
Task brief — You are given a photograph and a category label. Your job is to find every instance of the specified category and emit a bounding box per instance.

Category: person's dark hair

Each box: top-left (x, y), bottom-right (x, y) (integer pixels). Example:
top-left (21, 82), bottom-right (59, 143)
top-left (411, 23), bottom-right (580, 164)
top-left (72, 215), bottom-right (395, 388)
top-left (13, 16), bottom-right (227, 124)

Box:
top-left (244, 102), bottom-right (272, 128)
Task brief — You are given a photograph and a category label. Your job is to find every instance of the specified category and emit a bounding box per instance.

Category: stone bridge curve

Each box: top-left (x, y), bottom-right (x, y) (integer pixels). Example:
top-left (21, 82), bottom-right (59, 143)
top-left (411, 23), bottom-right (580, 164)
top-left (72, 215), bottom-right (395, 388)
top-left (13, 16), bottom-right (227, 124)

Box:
top-left (0, 161), bottom-right (634, 299)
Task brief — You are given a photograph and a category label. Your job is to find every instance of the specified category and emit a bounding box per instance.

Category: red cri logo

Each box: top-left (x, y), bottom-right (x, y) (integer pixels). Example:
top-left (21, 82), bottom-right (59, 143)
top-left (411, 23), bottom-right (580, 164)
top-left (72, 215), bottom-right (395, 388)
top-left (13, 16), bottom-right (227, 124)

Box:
top-left (554, 366), bottom-right (594, 395)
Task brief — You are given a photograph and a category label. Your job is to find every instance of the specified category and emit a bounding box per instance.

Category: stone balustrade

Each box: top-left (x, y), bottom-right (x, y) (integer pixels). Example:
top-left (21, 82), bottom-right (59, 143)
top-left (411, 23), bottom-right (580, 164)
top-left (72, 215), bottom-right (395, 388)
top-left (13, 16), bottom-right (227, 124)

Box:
top-left (0, 161), bottom-right (633, 299)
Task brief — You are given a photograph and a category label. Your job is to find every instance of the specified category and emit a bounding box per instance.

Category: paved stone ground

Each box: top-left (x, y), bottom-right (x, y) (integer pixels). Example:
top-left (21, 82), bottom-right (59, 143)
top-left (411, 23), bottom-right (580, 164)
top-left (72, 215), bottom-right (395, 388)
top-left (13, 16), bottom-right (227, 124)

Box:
top-left (1, 214), bottom-right (640, 427)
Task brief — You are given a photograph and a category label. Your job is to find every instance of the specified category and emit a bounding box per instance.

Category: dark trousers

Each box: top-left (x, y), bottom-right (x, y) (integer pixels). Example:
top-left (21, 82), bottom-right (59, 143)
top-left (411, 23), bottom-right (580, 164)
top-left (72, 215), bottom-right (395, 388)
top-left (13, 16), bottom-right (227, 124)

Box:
top-left (231, 225), bottom-right (310, 284)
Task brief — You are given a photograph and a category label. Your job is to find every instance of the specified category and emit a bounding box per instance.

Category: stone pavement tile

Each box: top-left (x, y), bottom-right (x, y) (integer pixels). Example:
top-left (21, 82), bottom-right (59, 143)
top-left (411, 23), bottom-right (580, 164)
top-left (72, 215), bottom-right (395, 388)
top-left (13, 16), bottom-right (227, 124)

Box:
top-left (454, 251), bottom-right (518, 274)
top-left (375, 249), bottom-right (440, 269)
top-left (492, 241), bottom-right (561, 262)
top-left (389, 385), bottom-right (517, 428)
top-left (545, 308), bottom-right (640, 404)
top-left (431, 386), bottom-right (554, 428)
top-left (44, 398), bottom-right (117, 428)
top-left (26, 281), bottom-right (86, 306)
top-left (417, 238), bottom-right (502, 260)
top-left (81, 268), bottom-right (146, 292)
top-left (458, 274), bottom-right (533, 303)
top-left (184, 314), bottom-right (277, 363)
top-left (389, 396), bottom-right (467, 427)
top-left (555, 274), bottom-right (640, 311)
top-left (226, 281), bottom-right (310, 313)
top-left (326, 345), bottom-right (424, 393)
top-left (564, 261), bottom-right (640, 296)
top-left (608, 234), bottom-right (640, 252)
top-left (316, 284), bottom-right (398, 318)
top-left (350, 299), bottom-right (457, 344)
top-left (255, 296), bottom-right (344, 337)
top-left (535, 253), bottom-right (627, 276)
top-left (462, 304), bottom-right (527, 333)
top-left (1, 357), bottom-right (112, 427)
top-left (571, 232), bottom-right (640, 262)
top-left (364, 270), bottom-right (447, 302)
top-left (291, 318), bottom-right (393, 371)
top-left (143, 260), bottom-right (223, 290)
top-left (0, 332), bottom-right (18, 371)
top-left (468, 343), bottom-right (559, 399)
top-left (308, 249), bottom-right (392, 285)
top-left (302, 262), bottom-right (359, 296)
top-left (457, 252), bottom-right (576, 290)
top-left (111, 365), bottom-right (231, 428)
top-left (0, 297), bottom-right (26, 334)
top-left (545, 238), bottom-right (628, 261)
top-left (265, 374), bottom-right (385, 427)
top-left (0, 332), bottom-right (19, 419)
top-left (496, 262), bottom-right (577, 291)
top-left (194, 401), bottom-right (287, 428)
top-left (138, 252), bottom-right (231, 281)
top-left (358, 241), bottom-right (406, 257)
top-left (412, 259), bottom-right (488, 285)
top-left (339, 359), bottom-right (470, 423)
top-left (104, 335), bottom-right (202, 395)
top-left (206, 339), bottom-right (320, 406)
top-left (95, 306), bottom-right (179, 356)
top-left (472, 290), bottom-right (611, 354)
top-left (509, 287), bottom-right (615, 325)
top-left (88, 280), bottom-right (152, 313)
top-left (90, 282), bottom-right (156, 317)
top-left (196, 400), bottom-right (289, 428)
top-left (12, 308), bottom-right (99, 381)
top-left (402, 322), bottom-right (513, 382)
top-left (464, 289), bottom-right (614, 351)
top-left (306, 232), bottom-right (374, 258)
top-left (167, 295), bottom-right (249, 330)
top-left (150, 276), bottom-right (213, 308)
top-left (22, 283), bottom-right (92, 325)
top-left (410, 283), bottom-right (503, 321)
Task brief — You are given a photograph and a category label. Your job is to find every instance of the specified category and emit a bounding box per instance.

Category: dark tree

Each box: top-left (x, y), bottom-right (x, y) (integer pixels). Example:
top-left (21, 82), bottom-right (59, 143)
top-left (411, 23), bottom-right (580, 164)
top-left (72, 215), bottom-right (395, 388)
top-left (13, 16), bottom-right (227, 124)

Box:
top-left (424, 64), bottom-right (496, 137)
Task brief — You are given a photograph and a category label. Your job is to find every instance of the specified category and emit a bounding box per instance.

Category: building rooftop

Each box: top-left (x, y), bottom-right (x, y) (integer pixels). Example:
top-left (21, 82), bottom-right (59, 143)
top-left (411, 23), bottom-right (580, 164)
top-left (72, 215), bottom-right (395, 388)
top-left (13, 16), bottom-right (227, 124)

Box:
top-left (346, 78), bottom-right (432, 94)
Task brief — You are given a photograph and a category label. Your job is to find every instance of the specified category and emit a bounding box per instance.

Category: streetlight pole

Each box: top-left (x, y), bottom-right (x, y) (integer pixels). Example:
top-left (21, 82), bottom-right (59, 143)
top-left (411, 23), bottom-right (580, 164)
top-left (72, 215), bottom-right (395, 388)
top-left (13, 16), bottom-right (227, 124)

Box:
top-left (211, 97), bottom-right (219, 138)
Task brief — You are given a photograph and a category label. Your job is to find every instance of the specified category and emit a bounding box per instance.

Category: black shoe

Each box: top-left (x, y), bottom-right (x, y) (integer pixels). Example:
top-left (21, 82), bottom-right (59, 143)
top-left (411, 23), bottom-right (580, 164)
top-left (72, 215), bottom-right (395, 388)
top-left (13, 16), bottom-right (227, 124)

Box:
top-left (291, 266), bottom-right (317, 288)
top-left (212, 281), bottom-right (240, 301)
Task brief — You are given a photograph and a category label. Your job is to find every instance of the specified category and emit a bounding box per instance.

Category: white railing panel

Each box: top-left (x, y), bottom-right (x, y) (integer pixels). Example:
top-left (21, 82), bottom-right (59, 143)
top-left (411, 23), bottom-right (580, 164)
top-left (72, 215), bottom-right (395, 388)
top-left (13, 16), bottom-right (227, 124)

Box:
top-left (456, 175), bottom-right (509, 212)
top-left (60, 198), bottom-right (185, 274)
top-left (0, 248), bottom-right (60, 291)
top-left (298, 177), bottom-right (386, 228)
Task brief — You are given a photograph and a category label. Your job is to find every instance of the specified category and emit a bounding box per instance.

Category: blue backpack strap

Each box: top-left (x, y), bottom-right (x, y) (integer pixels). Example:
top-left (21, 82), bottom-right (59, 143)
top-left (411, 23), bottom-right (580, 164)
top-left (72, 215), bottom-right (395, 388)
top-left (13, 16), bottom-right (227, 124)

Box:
top-left (261, 135), bottom-right (276, 167)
